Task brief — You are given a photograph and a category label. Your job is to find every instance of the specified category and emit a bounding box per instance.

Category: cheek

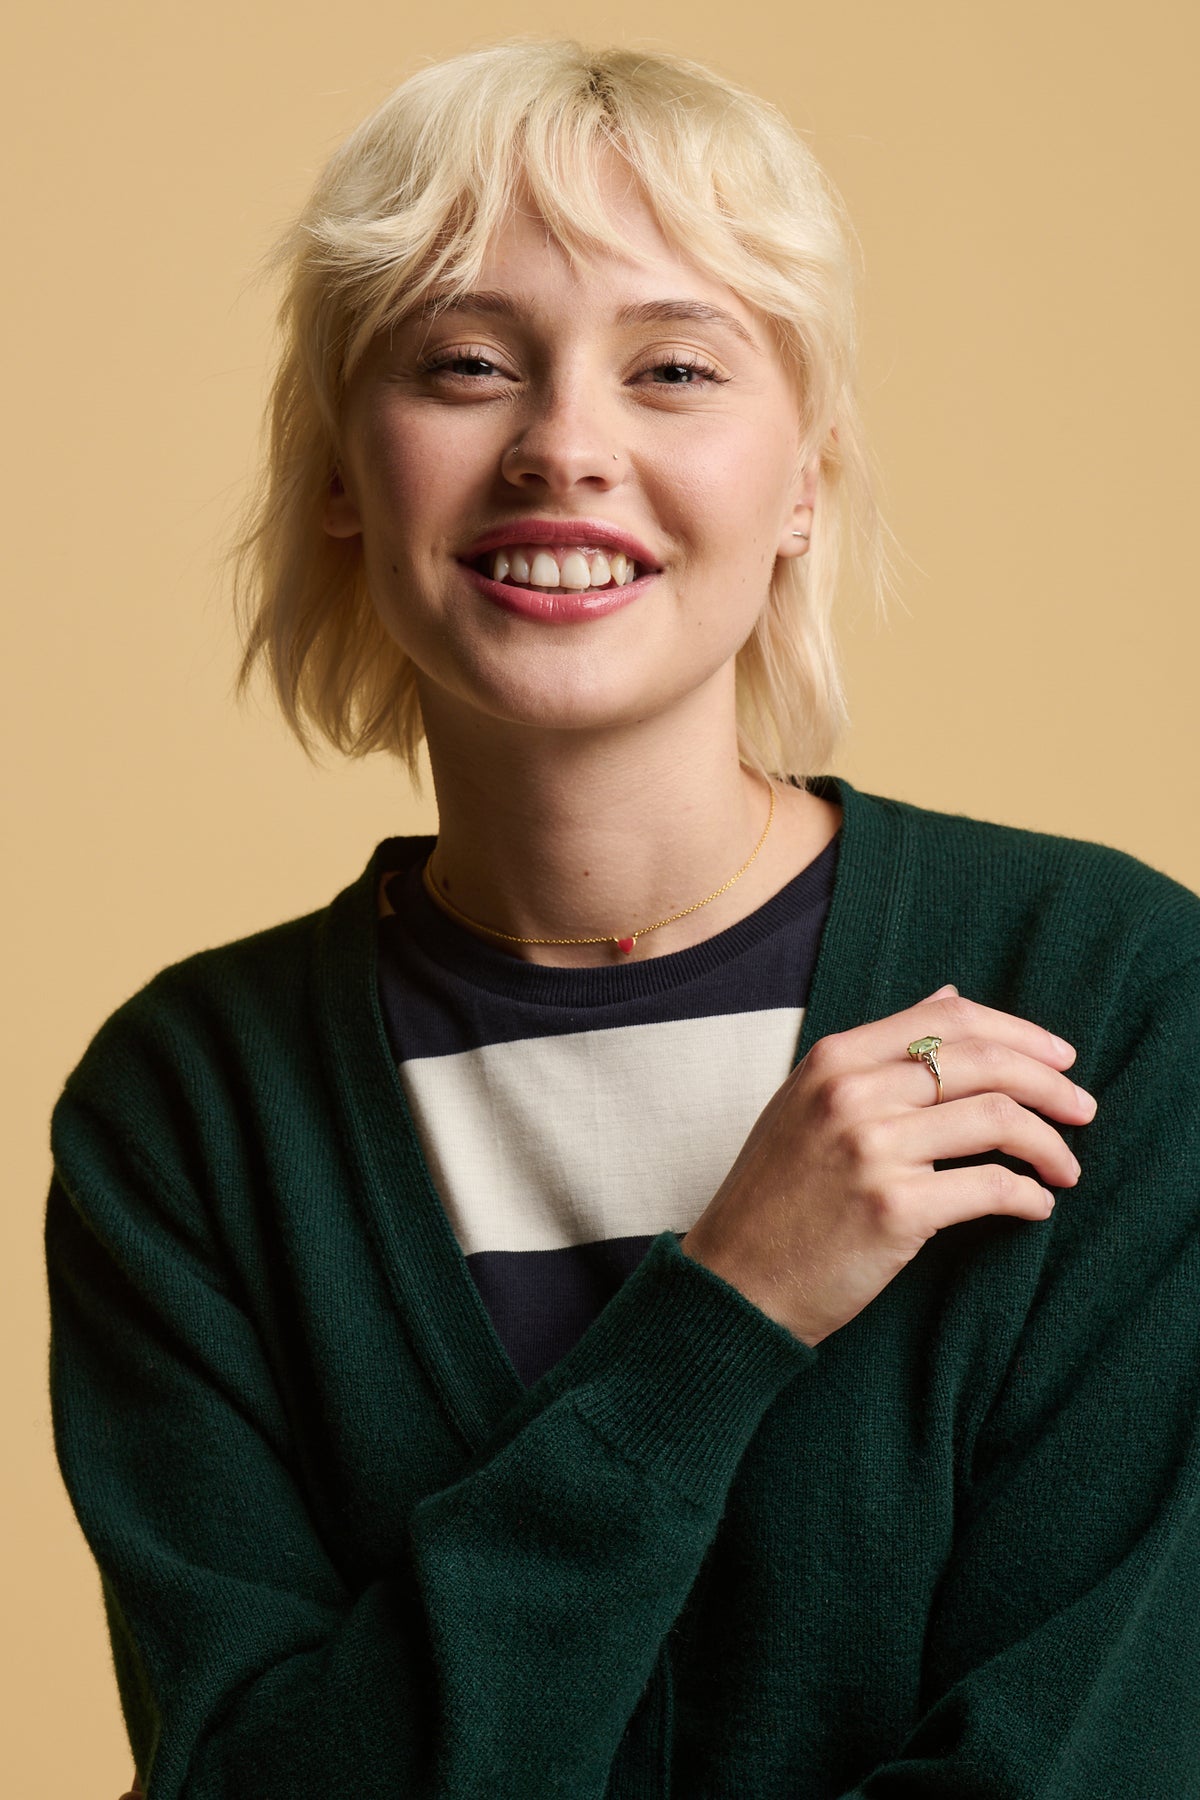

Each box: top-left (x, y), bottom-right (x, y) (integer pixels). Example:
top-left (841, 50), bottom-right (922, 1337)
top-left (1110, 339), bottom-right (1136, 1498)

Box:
top-left (351, 407), bottom-right (482, 545)
top-left (360, 439), bottom-right (432, 534)
top-left (655, 416), bottom-right (797, 550)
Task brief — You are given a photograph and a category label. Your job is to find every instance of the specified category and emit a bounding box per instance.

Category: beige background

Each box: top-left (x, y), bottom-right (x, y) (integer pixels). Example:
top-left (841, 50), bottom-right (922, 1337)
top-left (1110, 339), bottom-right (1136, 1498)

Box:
top-left (7, 0), bottom-right (1197, 1791)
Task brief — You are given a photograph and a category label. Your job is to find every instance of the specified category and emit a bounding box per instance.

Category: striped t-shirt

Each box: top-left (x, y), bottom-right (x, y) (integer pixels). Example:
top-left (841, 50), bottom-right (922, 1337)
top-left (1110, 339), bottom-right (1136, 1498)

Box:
top-left (376, 832), bottom-right (838, 1386)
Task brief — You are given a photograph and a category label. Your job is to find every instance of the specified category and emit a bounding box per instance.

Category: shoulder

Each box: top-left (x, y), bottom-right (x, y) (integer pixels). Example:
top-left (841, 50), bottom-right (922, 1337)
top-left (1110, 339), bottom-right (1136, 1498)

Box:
top-left (841, 780), bottom-right (1200, 980)
top-left (61, 906), bottom-right (323, 1094)
top-left (51, 839), bottom-right (383, 1137)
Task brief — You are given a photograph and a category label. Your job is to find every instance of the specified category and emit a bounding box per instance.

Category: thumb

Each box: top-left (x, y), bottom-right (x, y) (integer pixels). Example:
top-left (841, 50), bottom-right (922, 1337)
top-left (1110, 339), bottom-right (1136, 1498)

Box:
top-left (921, 983), bottom-right (959, 1000)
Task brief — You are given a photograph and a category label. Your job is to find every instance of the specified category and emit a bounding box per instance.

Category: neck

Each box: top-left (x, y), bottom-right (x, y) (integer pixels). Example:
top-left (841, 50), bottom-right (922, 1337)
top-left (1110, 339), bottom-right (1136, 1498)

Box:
top-left (413, 683), bottom-right (839, 967)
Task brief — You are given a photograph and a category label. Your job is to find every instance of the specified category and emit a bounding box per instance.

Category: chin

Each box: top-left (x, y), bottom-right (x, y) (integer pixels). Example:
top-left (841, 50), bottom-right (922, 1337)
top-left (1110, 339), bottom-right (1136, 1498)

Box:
top-left (414, 628), bottom-right (734, 740)
top-left (461, 667), bottom-right (686, 737)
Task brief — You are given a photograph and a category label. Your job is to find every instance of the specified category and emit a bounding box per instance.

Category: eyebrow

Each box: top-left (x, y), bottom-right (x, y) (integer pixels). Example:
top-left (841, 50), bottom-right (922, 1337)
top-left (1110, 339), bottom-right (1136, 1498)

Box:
top-left (409, 289), bottom-right (760, 351)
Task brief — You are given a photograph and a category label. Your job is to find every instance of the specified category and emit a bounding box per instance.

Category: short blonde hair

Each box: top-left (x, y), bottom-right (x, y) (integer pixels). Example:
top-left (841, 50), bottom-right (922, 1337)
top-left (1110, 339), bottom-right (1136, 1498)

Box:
top-left (232, 38), bottom-right (889, 784)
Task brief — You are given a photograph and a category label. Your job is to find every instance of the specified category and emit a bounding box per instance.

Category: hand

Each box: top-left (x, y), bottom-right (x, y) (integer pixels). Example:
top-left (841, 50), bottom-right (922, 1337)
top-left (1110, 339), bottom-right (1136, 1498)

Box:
top-left (680, 985), bottom-right (1098, 1347)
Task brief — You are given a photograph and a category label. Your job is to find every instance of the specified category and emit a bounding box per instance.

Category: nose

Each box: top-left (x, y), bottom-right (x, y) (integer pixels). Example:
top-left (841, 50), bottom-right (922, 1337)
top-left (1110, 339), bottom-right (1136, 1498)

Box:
top-left (499, 383), bottom-right (622, 494)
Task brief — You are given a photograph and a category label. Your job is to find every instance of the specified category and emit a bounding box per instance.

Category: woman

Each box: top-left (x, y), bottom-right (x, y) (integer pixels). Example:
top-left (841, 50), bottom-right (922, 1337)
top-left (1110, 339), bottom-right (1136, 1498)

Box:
top-left (47, 39), bottom-right (1200, 1799)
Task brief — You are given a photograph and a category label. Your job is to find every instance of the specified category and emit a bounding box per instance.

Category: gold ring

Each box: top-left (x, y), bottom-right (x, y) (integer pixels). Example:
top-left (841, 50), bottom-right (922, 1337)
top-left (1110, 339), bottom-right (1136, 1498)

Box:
top-left (907, 1034), bottom-right (944, 1103)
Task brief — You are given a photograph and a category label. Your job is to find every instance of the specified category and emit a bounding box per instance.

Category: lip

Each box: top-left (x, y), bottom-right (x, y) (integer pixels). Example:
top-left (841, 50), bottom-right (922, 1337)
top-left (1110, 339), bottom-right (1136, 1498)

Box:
top-left (461, 560), bottom-right (657, 623)
top-left (459, 517), bottom-right (662, 569)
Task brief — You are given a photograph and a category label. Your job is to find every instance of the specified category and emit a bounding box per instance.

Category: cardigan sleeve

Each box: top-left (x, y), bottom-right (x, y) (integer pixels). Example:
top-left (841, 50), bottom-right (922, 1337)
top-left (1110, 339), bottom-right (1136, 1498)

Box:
top-left (836, 933), bottom-right (1200, 1797)
top-left (45, 1055), bottom-right (815, 1800)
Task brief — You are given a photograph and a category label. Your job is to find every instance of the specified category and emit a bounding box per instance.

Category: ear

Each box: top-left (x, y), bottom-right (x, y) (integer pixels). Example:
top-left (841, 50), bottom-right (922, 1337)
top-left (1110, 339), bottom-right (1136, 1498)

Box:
top-left (776, 456), bottom-right (819, 560)
top-left (322, 467), bottom-right (362, 540)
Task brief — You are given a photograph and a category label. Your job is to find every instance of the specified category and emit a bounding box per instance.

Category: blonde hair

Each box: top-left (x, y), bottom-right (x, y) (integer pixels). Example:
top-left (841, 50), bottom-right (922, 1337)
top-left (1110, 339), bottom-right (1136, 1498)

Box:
top-left (232, 38), bottom-right (890, 784)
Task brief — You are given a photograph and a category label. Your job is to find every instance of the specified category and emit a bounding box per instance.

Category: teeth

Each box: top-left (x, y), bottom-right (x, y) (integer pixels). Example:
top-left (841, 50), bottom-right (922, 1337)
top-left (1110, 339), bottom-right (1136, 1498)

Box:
top-left (529, 551), bottom-right (561, 588)
top-left (559, 551), bottom-right (592, 591)
top-left (485, 545), bottom-right (642, 590)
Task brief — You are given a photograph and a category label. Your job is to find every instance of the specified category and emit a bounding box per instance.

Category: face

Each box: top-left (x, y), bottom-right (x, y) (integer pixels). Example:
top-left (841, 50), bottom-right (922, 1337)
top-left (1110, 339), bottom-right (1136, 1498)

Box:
top-left (324, 154), bottom-right (816, 755)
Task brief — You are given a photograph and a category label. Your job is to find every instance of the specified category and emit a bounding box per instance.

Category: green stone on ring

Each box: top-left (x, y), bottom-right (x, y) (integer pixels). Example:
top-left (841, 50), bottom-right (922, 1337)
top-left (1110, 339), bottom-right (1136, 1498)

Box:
top-left (907, 1034), bottom-right (945, 1101)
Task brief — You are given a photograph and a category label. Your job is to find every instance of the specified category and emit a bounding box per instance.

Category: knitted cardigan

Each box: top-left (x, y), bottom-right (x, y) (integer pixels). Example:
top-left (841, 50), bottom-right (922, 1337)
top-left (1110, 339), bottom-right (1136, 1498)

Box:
top-left (45, 777), bottom-right (1200, 1798)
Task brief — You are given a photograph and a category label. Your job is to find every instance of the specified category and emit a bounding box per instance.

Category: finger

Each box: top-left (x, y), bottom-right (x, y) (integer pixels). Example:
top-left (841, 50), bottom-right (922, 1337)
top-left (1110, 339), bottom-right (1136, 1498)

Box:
top-left (854, 992), bottom-right (1077, 1072)
top-left (916, 1162), bottom-right (1056, 1230)
top-left (896, 1090), bottom-right (1081, 1189)
top-left (901, 1037), bottom-right (1096, 1125)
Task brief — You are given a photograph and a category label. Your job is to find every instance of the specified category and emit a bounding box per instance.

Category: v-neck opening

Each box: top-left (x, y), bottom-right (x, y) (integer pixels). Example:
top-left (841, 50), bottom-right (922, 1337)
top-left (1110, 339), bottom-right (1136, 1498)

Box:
top-left (315, 774), bottom-right (911, 1449)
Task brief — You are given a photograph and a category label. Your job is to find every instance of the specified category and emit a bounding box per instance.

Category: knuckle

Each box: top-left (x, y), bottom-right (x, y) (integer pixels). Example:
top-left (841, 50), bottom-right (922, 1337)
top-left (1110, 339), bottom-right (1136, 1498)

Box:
top-left (853, 1114), bottom-right (895, 1165)
top-left (810, 1068), bottom-right (863, 1130)
top-left (985, 1161), bottom-right (1020, 1203)
top-left (967, 1036), bottom-right (1007, 1076)
top-left (938, 995), bottom-right (977, 1032)
top-left (826, 1069), bottom-right (871, 1121)
top-left (808, 1071), bottom-right (841, 1124)
top-left (859, 1179), bottom-right (899, 1227)
top-left (806, 1032), bottom-right (847, 1075)
top-left (981, 1090), bottom-right (1019, 1132)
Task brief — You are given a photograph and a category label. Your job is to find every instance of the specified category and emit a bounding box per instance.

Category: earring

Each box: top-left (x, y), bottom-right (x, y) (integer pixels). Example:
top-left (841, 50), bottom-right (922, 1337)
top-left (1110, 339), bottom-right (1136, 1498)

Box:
top-left (792, 531), bottom-right (809, 540)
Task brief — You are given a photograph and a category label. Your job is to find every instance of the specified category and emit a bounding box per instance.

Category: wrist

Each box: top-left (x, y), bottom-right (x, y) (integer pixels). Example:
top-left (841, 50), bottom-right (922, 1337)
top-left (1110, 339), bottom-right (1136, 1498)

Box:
top-left (680, 1228), bottom-right (822, 1348)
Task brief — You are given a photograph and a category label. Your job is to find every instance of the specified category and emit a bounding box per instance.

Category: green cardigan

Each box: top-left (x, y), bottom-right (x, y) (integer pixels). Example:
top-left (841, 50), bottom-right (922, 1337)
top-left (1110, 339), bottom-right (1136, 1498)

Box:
top-left (45, 778), bottom-right (1200, 1798)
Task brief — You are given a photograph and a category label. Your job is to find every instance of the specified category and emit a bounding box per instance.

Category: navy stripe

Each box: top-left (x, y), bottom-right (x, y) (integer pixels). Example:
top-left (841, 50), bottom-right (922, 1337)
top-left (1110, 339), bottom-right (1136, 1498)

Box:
top-left (467, 1236), bottom-right (667, 1387)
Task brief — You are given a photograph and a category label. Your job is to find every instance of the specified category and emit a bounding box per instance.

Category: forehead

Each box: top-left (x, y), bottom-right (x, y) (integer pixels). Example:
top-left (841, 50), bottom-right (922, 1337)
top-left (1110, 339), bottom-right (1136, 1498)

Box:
top-left (418, 168), bottom-right (765, 347)
top-left (502, 156), bottom-right (702, 273)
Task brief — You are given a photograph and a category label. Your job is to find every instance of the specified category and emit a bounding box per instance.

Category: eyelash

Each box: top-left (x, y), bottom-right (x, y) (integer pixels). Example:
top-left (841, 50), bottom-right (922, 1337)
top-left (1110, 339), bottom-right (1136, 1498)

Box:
top-left (417, 349), bottom-right (726, 387)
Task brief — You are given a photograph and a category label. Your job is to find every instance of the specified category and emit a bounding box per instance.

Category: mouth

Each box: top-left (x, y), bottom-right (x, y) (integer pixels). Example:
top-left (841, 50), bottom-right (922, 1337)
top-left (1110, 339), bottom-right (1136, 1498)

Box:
top-left (462, 543), bottom-right (646, 596)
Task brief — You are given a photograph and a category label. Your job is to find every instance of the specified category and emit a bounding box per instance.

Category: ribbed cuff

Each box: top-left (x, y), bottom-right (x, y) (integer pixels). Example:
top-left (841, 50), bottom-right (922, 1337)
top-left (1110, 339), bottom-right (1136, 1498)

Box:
top-left (546, 1231), bottom-right (817, 1508)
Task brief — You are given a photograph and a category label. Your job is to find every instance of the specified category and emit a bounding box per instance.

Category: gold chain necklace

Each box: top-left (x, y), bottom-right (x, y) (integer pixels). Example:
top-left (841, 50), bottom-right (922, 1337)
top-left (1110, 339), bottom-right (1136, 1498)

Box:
top-left (420, 769), bottom-right (777, 958)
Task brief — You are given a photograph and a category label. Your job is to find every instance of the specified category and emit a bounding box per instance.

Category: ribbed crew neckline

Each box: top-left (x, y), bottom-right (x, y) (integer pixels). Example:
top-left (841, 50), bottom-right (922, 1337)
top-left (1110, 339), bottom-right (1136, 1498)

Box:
top-left (377, 800), bottom-right (840, 1009)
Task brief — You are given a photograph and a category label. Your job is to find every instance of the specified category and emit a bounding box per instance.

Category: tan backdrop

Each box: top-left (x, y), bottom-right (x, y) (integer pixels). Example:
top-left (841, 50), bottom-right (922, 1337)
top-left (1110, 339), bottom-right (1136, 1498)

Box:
top-left (8, 0), bottom-right (1197, 1791)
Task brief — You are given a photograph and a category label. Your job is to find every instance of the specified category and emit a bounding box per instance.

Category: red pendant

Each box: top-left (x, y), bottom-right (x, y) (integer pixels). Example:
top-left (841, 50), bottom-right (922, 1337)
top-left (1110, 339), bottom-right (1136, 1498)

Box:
top-left (616, 935), bottom-right (635, 955)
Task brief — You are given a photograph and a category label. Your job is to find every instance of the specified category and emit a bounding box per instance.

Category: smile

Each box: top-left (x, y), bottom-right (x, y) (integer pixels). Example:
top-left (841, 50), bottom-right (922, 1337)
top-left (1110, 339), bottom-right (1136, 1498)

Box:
top-left (459, 551), bottom-right (655, 624)
top-left (468, 544), bottom-right (641, 595)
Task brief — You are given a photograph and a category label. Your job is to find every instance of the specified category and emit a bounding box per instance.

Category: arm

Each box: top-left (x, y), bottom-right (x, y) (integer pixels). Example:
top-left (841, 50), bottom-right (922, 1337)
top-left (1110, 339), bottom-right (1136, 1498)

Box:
top-left (47, 1081), bottom-right (814, 1800)
top-left (836, 941), bottom-right (1200, 1795)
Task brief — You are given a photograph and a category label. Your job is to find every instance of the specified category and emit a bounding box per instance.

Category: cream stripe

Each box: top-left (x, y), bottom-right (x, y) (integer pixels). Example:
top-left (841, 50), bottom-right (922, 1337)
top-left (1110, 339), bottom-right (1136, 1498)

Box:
top-left (399, 1008), bottom-right (804, 1256)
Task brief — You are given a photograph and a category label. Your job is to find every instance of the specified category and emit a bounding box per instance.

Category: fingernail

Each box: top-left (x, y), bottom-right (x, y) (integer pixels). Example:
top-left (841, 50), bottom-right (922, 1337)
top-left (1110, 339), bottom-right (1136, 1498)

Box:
top-left (1070, 1153), bottom-right (1081, 1178)
top-left (1050, 1034), bottom-right (1074, 1059)
top-left (1073, 1084), bottom-right (1096, 1115)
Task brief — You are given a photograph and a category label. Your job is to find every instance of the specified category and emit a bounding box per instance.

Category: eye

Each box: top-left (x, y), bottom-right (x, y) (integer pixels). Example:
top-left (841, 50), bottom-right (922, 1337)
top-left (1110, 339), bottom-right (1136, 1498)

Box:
top-left (418, 349), bottom-right (509, 381)
top-left (635, 353), bottom-right (727, 388)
